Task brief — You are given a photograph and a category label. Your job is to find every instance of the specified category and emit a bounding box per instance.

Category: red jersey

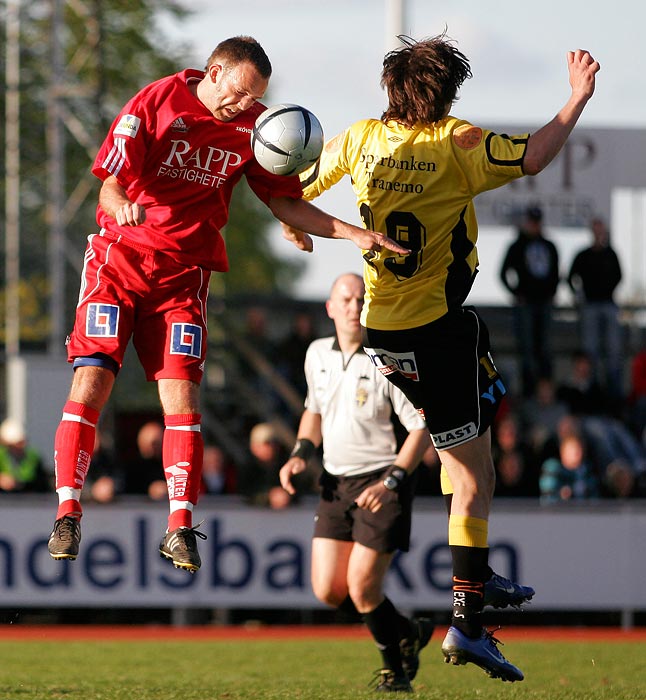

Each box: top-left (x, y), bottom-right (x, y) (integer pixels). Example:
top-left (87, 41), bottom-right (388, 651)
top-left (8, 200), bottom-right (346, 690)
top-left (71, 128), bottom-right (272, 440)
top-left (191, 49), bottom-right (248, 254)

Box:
top-left (92, 69), bottom-right (303, 272)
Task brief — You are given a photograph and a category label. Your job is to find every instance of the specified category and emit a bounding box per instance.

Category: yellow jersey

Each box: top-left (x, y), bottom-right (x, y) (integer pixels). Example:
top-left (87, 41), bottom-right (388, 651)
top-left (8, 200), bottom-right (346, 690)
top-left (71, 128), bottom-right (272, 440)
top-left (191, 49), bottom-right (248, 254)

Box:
top-left (301, 117), bottom-right (528, 330)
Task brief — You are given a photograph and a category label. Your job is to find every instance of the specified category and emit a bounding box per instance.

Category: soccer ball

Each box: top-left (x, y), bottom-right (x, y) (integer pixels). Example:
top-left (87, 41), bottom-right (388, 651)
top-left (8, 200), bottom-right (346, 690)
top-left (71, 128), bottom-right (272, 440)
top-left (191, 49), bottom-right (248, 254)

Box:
top-left (251, 104), bottom-right (324, 177)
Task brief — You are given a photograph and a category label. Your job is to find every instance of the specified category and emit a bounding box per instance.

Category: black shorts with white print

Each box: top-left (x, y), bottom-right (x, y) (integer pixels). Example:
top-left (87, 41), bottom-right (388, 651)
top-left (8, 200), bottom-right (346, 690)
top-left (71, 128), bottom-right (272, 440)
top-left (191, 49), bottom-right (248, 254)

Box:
top-left (362, 307), bottom-right (506, 451)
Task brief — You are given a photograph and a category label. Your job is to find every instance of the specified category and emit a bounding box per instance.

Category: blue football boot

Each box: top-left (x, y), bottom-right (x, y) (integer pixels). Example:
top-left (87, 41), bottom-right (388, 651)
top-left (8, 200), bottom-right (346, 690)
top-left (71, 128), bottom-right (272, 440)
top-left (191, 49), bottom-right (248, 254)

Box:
top-left (484, 572), bottom-right (535, 609)
top-left (441, 626), bottom-right (524, 682)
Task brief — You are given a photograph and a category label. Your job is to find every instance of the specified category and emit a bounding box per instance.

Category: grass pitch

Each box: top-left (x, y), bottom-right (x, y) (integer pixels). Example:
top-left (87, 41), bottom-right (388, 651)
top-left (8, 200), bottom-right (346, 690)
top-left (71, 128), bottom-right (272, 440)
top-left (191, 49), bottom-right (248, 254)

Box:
top-left (0, 635), bottom-right (643, 700)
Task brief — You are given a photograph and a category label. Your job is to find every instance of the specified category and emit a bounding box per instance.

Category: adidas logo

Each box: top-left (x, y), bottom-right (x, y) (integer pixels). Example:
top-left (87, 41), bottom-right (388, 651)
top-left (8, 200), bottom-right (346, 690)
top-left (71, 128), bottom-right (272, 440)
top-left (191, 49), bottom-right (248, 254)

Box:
top-left (170, 117), bottom-right (189, 132)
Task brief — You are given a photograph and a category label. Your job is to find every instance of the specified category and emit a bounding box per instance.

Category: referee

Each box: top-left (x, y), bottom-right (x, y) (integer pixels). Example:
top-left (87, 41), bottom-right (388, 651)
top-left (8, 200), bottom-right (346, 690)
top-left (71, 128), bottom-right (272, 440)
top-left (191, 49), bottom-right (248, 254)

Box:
top-left (280, 273), bottom-right (433, 692)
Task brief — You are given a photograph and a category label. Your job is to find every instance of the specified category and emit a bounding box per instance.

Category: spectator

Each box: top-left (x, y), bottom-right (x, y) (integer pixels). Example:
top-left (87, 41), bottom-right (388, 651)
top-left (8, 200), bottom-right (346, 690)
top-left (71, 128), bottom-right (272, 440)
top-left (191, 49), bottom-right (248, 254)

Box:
top-left (540, 430), bottom-right (600, 503)
top-left (500, 205), bottom-right (560, 396)
top-left (123, 421), bottom-right (167, 500)
top-left (556, 349), bottom-right (611, 416)
top-left (242, 307), bottom-right (279, 363)
top-left (87, 427), bottom-right (123, 503)
top-left (238, 422), bottom-right (301, 508)
top-left (567, 217), bottom-right (623, 398)
top-left (543, 412), bottom-right (645, 498)
top-left (604, 459), bottom-right (638, 498)
top-left (579, 415), bottom-right (646, 496)
top-left (201, 444), bottom-right (237, 495)
top-left (238, 306), bottom-right (283, 412)
top-left (627, 348), bottom-right (646, 439)
top-left (276, 310), bottom-right (318, 399)
top-left (0, 418), bottom-right (50, 493)
top-left (519, 376), bottom-right (570, 461)
top-left (491, 414), bottom-right (539, 498)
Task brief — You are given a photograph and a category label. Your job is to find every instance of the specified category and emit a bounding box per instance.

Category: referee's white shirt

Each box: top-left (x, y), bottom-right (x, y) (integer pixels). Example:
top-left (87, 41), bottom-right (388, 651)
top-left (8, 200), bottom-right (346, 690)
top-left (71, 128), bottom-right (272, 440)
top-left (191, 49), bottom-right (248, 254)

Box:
top-left (304, 336), bottom-right (427, 477)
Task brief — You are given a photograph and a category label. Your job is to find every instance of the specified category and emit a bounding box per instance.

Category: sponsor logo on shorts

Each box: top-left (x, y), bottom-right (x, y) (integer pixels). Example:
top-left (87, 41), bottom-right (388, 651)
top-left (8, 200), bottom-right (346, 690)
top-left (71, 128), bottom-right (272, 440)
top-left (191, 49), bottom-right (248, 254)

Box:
top-left (481, 378), bottom-right (506, 404)
top-left (363, 347), bottom-right (420, 382)
top-left (431, 422), bottom-right (477, 449)
top-left (114, 114), bottom-right (141, 138)
top-left (86, 303), bottom-right (119, 337)
top-left (170, 323), bottom-right (202, 358)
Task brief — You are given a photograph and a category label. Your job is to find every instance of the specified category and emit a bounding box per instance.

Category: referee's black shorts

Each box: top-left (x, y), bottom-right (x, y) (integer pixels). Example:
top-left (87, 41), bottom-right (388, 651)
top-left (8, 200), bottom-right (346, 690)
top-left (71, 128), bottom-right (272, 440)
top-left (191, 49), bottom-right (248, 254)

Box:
top-left (362, 307), bottom-right (506, 451)
top-left (313, 468), bottom-right (416, 553)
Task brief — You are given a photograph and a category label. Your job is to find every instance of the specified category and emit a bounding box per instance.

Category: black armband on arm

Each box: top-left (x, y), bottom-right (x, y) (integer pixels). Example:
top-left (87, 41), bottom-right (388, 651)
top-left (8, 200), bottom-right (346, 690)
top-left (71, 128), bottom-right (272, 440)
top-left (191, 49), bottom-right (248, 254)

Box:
top-left (382, 465), bottom-right (408, 492)
top-left (290, 438), bottom-right (316, 461)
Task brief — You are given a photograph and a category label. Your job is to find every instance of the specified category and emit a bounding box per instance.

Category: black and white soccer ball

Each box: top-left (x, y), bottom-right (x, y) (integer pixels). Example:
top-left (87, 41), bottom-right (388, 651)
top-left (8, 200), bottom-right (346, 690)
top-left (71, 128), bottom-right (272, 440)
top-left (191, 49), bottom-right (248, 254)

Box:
top-left (251, 104), bottom-right (324, 176)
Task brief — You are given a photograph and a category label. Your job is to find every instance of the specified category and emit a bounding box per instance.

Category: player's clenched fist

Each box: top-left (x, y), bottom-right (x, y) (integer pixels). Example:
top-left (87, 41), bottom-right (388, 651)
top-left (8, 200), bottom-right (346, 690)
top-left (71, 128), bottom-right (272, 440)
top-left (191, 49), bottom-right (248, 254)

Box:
top-left (115, 201), bottom-right (146, 227)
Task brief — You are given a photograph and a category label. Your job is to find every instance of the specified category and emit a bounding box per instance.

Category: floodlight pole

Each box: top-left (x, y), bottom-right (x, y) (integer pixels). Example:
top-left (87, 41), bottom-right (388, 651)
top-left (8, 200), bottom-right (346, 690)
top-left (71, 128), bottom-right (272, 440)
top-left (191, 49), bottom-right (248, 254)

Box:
top-left (47, 0), bottom-right (67, 356)
top-left (5, 0), bottom-right (21, 358)
top-left (385, 0), bottom-right (408, 51)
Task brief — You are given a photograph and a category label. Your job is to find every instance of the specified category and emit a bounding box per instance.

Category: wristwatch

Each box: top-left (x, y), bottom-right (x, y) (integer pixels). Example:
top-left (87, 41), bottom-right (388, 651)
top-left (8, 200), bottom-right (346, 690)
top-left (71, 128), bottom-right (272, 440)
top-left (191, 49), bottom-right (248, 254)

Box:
top-left (383, 467), bottom-right (407, 491)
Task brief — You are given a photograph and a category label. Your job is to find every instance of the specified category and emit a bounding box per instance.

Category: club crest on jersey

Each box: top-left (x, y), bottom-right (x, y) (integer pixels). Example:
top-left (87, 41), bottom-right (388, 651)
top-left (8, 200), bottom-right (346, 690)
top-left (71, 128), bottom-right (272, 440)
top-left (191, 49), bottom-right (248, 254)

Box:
top-left (114, 114), bottom-right (141, 139)
top-left (453, 124), bottom-right (483, 150)
top-left (363, 347), bottom-right (420, 382)
top-left (86, 303), bottom-right (119, 337)
top-left (170, 323), bottom-right (202, 358)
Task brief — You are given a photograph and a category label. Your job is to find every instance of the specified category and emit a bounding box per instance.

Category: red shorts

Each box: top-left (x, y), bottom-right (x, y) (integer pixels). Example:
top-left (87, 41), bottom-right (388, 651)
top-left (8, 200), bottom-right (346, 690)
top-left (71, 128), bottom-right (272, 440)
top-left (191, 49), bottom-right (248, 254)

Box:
top-left (66, 232), bottom-right (210, 382)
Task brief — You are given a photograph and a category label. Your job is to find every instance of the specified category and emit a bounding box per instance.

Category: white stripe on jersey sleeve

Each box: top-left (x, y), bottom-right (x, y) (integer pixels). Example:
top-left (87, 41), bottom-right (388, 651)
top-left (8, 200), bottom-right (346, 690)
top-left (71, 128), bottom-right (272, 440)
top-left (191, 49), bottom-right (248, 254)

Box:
top-left (102, 137), bottom-right (127, 176)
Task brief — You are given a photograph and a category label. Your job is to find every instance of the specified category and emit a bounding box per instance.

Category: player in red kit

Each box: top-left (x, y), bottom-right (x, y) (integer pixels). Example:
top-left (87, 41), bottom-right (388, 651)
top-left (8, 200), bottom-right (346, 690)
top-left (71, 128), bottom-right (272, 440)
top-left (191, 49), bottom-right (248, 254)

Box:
top-left (47, 36), bottom-right (406, 573)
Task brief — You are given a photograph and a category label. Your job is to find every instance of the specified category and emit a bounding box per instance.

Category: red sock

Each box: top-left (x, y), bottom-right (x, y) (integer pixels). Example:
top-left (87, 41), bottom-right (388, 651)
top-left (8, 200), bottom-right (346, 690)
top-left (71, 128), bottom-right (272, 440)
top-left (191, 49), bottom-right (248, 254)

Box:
top-left (163, 414), bottom-right (203, 531)
top-left (54, 401), bottom-right (100, 519)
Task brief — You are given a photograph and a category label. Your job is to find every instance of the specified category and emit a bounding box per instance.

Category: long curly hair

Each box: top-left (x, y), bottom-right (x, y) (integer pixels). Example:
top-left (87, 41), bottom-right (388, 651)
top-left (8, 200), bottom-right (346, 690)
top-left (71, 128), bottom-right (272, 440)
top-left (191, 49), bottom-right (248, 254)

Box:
top-left (381, 32), bottom-right (472, 127)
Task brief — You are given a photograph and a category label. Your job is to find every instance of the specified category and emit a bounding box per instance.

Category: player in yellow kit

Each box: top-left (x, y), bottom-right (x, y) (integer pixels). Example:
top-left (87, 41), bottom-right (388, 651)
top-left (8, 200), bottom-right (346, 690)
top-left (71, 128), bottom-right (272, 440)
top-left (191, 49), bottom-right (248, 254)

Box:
top-left (285, 33), bottom-right (600, 682)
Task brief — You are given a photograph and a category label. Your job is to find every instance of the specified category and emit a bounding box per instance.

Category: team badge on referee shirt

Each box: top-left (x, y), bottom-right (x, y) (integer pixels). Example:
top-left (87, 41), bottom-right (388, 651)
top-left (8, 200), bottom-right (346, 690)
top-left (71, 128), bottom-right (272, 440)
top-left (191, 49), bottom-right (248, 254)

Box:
top-left (355, 386), bottom-right (368, 407)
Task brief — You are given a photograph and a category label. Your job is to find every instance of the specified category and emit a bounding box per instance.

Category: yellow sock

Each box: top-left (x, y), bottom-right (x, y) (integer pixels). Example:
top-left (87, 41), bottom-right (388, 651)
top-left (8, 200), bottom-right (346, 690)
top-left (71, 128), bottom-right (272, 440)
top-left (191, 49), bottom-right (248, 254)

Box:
top-left (448, 514), bottom-right (488, 548)
top-left (440, 465), bottom-right (453, 496)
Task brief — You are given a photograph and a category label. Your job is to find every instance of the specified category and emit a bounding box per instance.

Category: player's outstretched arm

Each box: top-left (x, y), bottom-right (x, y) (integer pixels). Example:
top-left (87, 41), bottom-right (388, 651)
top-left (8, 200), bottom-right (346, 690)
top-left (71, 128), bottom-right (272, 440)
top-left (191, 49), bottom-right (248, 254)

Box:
top-left (269, 196), bottom-right (409, 255)
top-left (523, 49), bottom-right (600, 176)
top-left (282, 224), bottom-right (314, 253)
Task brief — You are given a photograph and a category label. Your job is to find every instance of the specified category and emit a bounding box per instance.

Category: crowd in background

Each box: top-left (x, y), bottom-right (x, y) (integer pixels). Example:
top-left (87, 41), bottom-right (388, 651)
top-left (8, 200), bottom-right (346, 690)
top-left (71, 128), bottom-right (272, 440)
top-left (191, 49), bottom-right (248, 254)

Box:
top-left (492, 207), bottom-right (646, 501)
top-left (2, 210), bottom-right (646, 505)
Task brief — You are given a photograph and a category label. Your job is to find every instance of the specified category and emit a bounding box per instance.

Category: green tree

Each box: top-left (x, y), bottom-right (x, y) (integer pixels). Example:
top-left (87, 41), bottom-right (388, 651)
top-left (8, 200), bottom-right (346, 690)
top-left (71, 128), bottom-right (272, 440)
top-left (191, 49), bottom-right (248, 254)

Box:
top-left (222, 179), bottom-right (304, 299)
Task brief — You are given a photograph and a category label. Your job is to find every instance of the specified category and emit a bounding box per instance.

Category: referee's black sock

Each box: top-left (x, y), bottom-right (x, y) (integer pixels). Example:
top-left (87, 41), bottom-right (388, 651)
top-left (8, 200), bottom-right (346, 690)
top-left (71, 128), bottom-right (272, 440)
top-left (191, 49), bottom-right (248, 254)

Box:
top-left (336, 595), bottom-right (360, 622)
top-left (363, 597), bottom-right (406, 675)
